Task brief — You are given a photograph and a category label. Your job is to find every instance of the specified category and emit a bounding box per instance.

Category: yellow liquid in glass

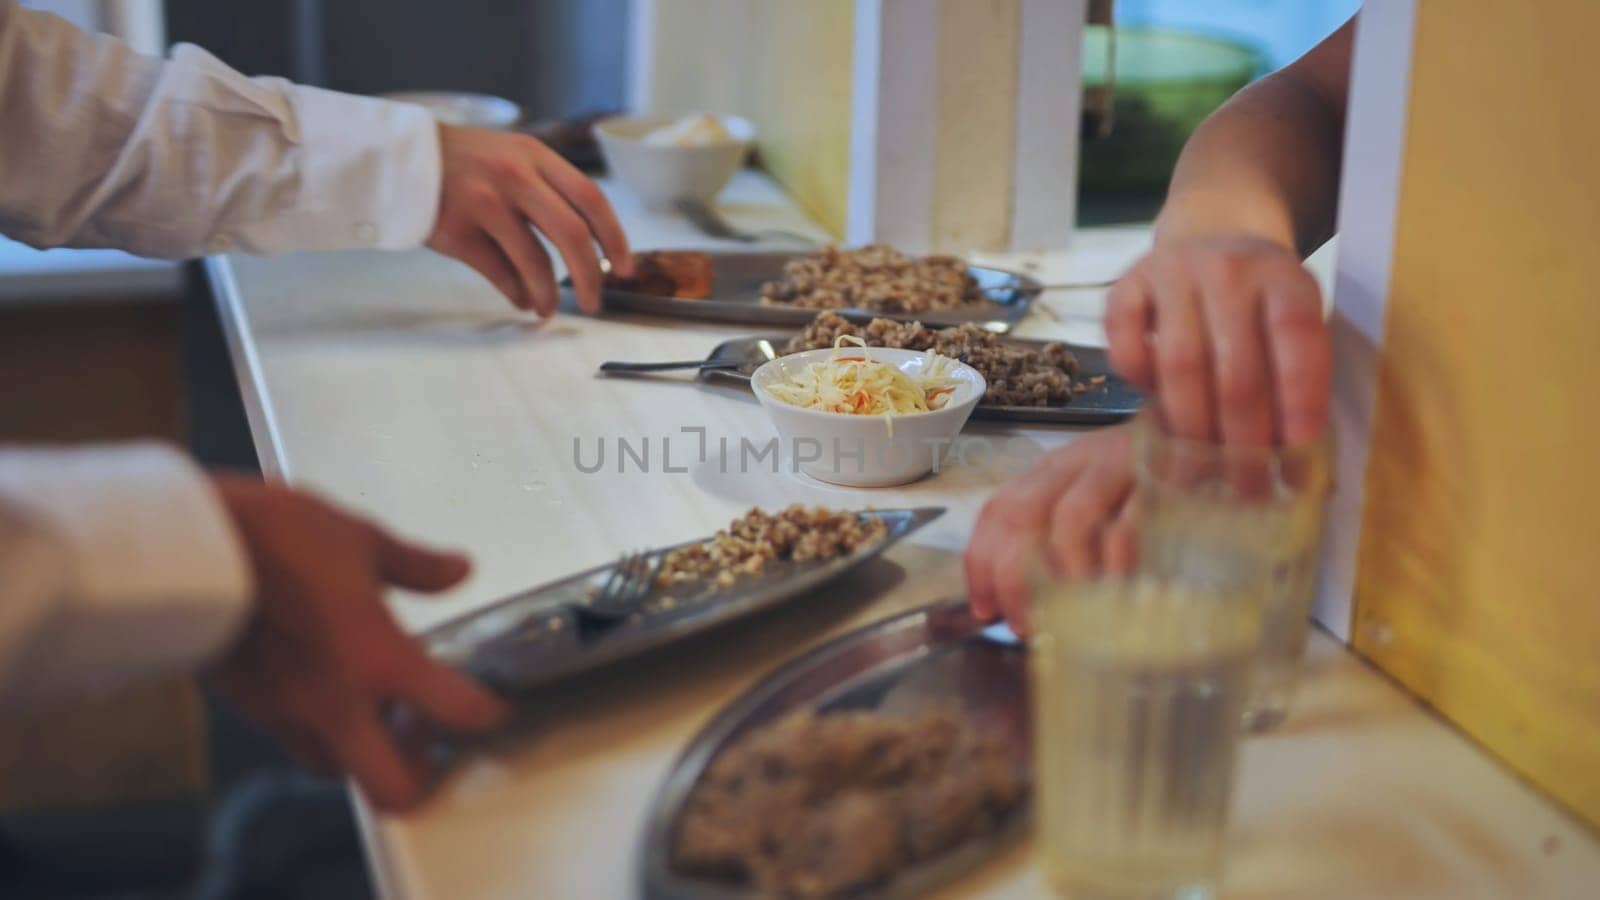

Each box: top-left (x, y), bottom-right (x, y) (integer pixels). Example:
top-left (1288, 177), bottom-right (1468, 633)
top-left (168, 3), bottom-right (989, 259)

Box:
top-left (1032, 579), bottom-right (1262, 900)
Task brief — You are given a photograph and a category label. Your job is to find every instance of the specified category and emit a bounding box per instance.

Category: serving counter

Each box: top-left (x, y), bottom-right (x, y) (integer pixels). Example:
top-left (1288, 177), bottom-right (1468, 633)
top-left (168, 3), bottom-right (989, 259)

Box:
top-left (208, 172), bottom-right (1598, 899)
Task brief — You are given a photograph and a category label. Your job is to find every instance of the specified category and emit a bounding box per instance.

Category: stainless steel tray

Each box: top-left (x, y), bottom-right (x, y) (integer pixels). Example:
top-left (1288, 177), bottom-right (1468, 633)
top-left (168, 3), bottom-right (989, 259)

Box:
top-left (595, 251), bottom-right (1041, 332)
top-left (425, 508), bottom-right (944, 693)
top-left (604, 332), bottom-right (1141, 425)
top-left (639, 600), bottom-right (1030, 900)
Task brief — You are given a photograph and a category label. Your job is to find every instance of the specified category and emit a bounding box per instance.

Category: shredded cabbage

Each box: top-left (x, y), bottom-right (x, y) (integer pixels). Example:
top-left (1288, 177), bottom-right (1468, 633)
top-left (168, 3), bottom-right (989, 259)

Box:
top-left (765, 336), bottom-right (963, 435)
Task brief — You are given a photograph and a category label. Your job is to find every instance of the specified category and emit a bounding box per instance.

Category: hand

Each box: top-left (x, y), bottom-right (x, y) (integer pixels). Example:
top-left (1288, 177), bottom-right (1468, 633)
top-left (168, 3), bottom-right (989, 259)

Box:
top-left (426, 124), bottom-right (634, 316)
top-left (207, 476), bottom-right (509, 812)
top-left (964, 427), bottom-right (1137, 635)
top-left (1104, 236), bottom-right (1331, 447)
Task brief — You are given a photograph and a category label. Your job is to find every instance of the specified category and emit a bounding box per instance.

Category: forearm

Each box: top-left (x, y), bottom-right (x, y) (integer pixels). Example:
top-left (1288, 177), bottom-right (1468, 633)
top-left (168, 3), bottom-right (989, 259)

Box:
top-left (1154, 22), bottom-right (1353, 257)
top-left (0, 444), bottom-right (252, 708)
top-left (1106, 22), bottom-right (1350, 450)
top-left (0, 0), bottom-right (441, 258)
top-left (1156, 79), bottom-right (1343, 255)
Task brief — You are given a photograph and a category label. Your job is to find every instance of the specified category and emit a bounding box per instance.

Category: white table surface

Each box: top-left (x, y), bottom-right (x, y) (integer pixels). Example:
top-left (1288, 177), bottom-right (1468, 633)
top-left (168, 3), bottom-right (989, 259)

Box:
top-left (210, 172), bottom-right (1598, 899)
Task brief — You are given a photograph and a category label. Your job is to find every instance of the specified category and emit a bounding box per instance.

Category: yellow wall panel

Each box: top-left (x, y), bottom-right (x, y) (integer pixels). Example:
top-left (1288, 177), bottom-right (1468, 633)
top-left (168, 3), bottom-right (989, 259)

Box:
top-left (644, 0), bottom-right (854, 238)
top-left (741, 1), bottom-right (855, 239)
top-left (1353, 0), bottom-right (1600, 827)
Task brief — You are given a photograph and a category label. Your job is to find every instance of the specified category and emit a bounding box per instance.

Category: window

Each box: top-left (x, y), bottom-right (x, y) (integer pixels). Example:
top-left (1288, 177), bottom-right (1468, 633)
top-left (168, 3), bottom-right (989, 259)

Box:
top-left (1079, 0), bottom-right (1360, 224)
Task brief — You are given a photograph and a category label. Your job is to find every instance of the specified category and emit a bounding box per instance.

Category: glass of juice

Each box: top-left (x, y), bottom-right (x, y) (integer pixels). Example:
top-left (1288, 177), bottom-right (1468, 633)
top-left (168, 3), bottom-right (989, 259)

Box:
top-left (1032, 574), bottom-right (1266, 900)
top-left (1131, 417), bottom-right (1332, 732)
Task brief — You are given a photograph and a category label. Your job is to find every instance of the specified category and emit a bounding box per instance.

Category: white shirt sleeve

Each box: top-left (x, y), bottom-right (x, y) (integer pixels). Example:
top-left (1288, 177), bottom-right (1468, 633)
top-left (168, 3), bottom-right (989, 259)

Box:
top-left (0, 0), bottom-right (442, 258)
top-left (0, 443), bottom-right (254, 709)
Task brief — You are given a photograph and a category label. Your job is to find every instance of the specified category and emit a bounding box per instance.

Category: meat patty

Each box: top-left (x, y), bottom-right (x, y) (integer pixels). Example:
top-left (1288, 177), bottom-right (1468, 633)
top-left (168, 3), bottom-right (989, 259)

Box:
top-left (605, 250), bottom-right (713, 299)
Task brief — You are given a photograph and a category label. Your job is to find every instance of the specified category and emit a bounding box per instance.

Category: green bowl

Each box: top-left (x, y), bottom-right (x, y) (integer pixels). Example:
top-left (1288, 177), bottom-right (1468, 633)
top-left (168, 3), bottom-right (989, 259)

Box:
top-left (1080, 28), bottom-right (1266, 195)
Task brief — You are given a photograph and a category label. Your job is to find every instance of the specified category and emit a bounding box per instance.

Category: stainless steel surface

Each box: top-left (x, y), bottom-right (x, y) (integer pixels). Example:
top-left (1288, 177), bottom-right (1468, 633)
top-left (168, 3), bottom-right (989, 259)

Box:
top-left (600, 332), bottom-right (1141, 425)
top-left (581, 549), bottom-right (664, 624)
top-left (593, 251), bottom-right (1041, 333)
top-left (638, 599), bottom-right (1031, 900)
top-left (425, 508), bottom-right (946, 693)
top-left (673, 198), bottom-right (820, 247)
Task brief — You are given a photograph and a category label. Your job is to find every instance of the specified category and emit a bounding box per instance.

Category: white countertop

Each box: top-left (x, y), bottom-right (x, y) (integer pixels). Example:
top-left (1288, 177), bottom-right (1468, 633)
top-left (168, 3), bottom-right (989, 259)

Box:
top-left (209, 171), bottom-right (1598, 899)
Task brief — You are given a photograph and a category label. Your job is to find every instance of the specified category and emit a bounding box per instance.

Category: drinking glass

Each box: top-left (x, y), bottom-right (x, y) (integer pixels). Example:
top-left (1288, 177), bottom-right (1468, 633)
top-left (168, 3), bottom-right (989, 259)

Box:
top-left (1131, 417), bottom-right (1332, 732)
top-left (1032, 574), bottom-right (1266, 900)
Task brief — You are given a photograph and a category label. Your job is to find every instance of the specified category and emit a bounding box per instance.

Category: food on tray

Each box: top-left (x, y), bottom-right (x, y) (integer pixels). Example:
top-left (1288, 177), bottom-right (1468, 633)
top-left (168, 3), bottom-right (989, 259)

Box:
top-left (765, 336), bottom-right (963, 427)
top-left (657, 505), bottom-right (886, 591)
top-left (643, 113), bottom-right (737, 147)
top-left (759, 244), bottom-right (988, 313)
top-left (673, 709), bottom-right (1024, 898)
top-left (604, 250), bottom-right (714, 299)
top-left (787, 311), bottom-right (1082, 407)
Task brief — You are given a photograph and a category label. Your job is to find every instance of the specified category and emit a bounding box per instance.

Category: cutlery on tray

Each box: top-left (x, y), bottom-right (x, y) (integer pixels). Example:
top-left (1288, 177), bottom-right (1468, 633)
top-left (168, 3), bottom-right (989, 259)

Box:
top-left (576, 549), bottom-right (663, 626)
top-left (599, 358), bottom-right (744, 375)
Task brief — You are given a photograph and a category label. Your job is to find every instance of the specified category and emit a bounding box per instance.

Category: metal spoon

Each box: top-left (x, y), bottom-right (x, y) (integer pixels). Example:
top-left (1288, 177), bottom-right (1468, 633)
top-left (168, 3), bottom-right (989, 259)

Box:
top-left (598, 359), bottom-right (743, 375)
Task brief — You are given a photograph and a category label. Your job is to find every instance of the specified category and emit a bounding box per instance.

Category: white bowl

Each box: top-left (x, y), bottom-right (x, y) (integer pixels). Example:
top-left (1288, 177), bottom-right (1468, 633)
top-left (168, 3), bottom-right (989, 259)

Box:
top-left (751, 348), bottom-right (986, 487)
top-left (595, 114), bottom-right (754, 208)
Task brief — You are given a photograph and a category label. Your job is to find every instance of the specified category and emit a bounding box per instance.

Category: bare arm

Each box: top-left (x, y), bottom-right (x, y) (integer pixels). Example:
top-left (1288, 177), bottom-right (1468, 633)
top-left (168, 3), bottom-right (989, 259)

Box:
top-left (1103, 17), bottom-right (1354, 449)
top-left (1156, 18), bottom-right (1354, 256)
top-left (964, 18), bottom-right (1358, 631)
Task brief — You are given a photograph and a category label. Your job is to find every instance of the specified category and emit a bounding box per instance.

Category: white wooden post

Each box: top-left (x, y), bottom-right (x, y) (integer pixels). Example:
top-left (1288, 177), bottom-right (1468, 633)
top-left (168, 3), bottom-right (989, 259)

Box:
top-left (845, 0), bottom-right (940, 251)
top-left (1010, 0), bottom-right (1085, 250)
top-left (1316, 0), bottom-right (1419, 640)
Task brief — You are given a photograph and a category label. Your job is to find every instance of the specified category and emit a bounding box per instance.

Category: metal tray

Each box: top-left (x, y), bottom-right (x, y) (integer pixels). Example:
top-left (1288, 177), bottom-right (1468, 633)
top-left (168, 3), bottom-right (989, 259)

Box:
top-left (596, 251), bottom-right (1041, 332)
top-left (639, 600), bottom-right (1030, 900)
top-left (424, 508), bottom-right (944, 694)
top-left (605, 333), bottom-right (1141, 425)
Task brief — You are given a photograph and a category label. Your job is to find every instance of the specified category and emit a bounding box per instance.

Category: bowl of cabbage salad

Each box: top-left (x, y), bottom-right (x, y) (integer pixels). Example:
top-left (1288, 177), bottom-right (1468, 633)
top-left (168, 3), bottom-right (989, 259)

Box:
top-left (751, 337), bottom-right (985, 487)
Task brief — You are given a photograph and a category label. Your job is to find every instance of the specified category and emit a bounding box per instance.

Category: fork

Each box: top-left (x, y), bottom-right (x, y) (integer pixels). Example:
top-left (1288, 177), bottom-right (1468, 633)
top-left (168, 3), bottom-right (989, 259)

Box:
top-left (576, 549), bottom-right (663, 626)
